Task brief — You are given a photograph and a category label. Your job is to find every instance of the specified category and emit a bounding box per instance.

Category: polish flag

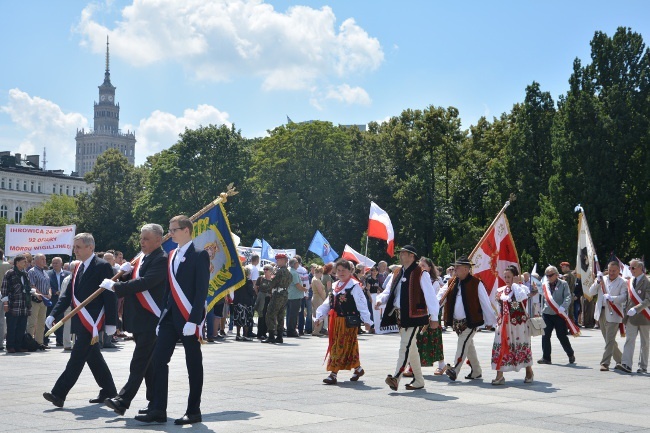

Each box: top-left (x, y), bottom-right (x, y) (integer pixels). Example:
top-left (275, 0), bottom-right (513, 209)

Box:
top-left (342, 245), bottom-right (376, 269)
top-left (368, 202), bottom-right (395, 257)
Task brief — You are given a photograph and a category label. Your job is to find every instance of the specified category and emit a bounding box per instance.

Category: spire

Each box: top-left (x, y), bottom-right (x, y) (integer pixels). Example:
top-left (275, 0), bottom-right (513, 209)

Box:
top-left (103, 35), bottom-right (112, 86)
top-left (105, 35), bottom-right (110, 73)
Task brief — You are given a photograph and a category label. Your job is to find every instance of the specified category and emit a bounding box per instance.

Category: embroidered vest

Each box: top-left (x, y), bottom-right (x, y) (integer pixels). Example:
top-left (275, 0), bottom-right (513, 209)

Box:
top-left (329, 288), bottom-right (360, 318)
top-left (444, 275), bottom-right (485, 328)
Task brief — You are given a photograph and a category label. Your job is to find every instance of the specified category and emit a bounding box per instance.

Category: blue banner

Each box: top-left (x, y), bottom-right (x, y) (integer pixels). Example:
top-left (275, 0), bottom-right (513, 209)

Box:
top-left (260, 239), bottom-right (276, 263)
top-left (162, 203), bottom-right (246, 310)
top-left (308, 230), bottom-right (339, 263)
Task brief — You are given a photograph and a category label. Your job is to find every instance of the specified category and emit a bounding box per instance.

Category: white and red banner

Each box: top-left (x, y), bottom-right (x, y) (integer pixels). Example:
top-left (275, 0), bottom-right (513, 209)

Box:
top-left (576, 209), bottom-right (596, 301)
top-left (470, 213), bottom-right (519, 295)
top-left (368, 202), bottom-right (395, 257)
top-left (5, 224), bottom-right (76, 256)
top-left (342, 244), bottom-right (376, 269)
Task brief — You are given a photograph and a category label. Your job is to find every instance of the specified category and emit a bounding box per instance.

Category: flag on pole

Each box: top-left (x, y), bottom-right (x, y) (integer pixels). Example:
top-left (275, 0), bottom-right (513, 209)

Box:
top-left (308, 230), bottom-right (339, 263)
top-left (611, 254), bottom-right (633, 279)
top-left (252, 238), bottom-right (262, 248)
top-left (470, 213), bottom-right (519, 295)
top-left (342, 244), bottom-right (376, 268)
top-left (261, 239), bottom-right (276, 263)
top-left (368, 201), bottom-right (395, 257)
top-left (162, 203), bottom-right (246, 310)
top-left (575, 207), bottom-right (596, 301)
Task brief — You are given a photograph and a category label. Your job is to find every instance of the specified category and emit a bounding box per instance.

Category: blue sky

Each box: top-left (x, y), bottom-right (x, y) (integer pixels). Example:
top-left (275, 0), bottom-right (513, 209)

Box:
top-left (1, 0), bottom-right (648, 173)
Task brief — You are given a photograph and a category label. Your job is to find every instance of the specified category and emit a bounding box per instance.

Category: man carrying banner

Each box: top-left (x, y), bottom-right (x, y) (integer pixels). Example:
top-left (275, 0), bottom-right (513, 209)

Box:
top-left (585, 261), bottom-right (627, 371)
top-left (377, 245), bottom-right (440, 391)
top-left (101, 223), bottom-right (168, 416)
top-left (538, 266), bottom-right (576, 365)
top-left (136, 216), bottom-right (209, 425)
top-left (262, 253), bottom-right (292, 344)
top-left (438, 256), bottom-right (496, 381)
top-left (622, 258), bottom-right (650, 373)
top-left (43, 233), bottom-right (118, 408)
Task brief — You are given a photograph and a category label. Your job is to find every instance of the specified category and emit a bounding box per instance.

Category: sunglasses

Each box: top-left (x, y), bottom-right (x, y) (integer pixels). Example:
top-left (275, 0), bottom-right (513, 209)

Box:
top-left (545, 273), bottom-right (557, 277)
top-left (630, 266), bottom-right (637, 270)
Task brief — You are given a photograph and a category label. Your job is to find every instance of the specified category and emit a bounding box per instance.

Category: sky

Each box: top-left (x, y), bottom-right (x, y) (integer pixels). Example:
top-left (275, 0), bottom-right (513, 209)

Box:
top-left (1, 0), bottom-right (649, 174)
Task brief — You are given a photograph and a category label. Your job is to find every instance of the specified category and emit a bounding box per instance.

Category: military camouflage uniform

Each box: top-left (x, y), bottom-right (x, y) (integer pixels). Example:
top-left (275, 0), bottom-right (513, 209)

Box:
top-left (264, 266), bottom-right (292, 342)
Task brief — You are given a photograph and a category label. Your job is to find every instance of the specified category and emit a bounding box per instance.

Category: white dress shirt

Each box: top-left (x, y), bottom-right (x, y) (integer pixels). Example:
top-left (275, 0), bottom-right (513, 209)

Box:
top-left (376, 267), bottom-right (440, 320)
top-left (315, 279), bottom-right (373, 325)
top-left (173, 241), bottom-right (192, 274)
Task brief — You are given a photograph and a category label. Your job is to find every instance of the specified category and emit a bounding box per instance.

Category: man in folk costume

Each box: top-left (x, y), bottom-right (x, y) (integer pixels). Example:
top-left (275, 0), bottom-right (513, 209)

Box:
top-left (262, 253), bottom-right (292, 344)
top-left (100, 223), bottom-right (168, 415)
top-left (538, 265), bottom-right (577, 365)
top-left (136, 215), bottom-right (209, 425)
top-left (438, 256), bottom-right (496, 381)
top-left (620, 259), bottom-right (649, 373)
top-left (586, 261), bottom-right (627, 371)
top-left (43, 233), bottom-right (118, 408)
top-left (376, 245), bottom-right (440, 390)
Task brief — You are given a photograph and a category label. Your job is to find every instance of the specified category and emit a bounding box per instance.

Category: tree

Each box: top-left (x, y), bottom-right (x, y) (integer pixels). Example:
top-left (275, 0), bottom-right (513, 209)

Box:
top-left (22, 195), bottom-right (79, 227)
top-left (76, 149), bottom-right (144, 256)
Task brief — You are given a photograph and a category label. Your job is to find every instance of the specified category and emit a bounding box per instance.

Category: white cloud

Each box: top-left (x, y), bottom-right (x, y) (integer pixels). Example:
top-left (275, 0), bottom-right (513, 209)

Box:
top-left (76, 0), bottom-right (384, 94)
top-left (0, 89), bottom-right (87, 173)
top-left (325, 84), bottom-right (371, 105)
top-left (123, 104), bottom-right (231, 165)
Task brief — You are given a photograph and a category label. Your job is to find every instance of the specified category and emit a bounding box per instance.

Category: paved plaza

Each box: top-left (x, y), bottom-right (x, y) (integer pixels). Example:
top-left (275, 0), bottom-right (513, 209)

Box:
top-left (0, 327), bottom-right (648, 433)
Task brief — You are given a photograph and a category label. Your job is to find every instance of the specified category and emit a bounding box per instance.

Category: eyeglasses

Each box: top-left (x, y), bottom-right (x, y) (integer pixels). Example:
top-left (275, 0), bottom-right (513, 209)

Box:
top-left (168, 227), bottom-right (182, 234)
top-left (545, 273), bottom-right (557, 277)
top-left (630, 266), bottom-right (637, 270)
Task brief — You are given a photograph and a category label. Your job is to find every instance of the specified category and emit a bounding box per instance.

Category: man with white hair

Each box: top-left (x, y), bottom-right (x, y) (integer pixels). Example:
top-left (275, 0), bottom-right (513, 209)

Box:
top-left (27, 253), bottom-right (52, 349)
top-left (102, 224), bottom-right (168, 416)
top-left (621, 259), bottom-right (650, 373)
top-left (538, 265), bottom-right (575, 365)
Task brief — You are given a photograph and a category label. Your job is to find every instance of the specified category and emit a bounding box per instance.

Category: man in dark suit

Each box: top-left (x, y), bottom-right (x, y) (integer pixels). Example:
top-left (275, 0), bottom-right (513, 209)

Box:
top-left (43, 233), bottom-right (118, 408)
top-left (47, 257), bottom-right (70, 347)
top-left (136, 215), bottom-right (209, 425)
top-left (101, 223), bottom-right (167, 415)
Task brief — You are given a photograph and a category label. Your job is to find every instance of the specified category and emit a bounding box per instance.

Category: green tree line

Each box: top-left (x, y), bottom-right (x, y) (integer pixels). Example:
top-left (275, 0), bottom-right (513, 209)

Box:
top-left (19, 27), bottom-right (650, 270)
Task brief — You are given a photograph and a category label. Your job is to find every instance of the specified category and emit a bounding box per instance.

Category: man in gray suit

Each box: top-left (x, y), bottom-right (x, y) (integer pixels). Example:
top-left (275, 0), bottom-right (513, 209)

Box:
top-left (587, 261), bottom-right (627, 371)
top-left (538, 266), bottom-right (575, 365)
top-left (621, 259), bottom-right (650, 373)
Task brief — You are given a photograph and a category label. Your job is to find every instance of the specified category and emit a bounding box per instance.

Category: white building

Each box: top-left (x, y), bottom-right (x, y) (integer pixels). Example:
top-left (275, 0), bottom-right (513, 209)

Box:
top-left (0, 152), bottom-right (91, 223)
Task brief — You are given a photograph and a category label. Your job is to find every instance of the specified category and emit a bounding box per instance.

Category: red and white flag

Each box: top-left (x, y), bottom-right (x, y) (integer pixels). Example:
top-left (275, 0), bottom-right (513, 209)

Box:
top-left (342, 244), bottom-right (376, 269)
top-left (470, 213), bottom-right (519, 295)
top-left (368, 202), bottom-right (395, 257)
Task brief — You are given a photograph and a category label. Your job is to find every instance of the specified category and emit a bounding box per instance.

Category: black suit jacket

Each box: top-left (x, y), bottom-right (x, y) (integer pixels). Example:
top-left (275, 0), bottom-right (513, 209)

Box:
top-left (160, 242), bottom-right (210, 331)
top-left (48, 269), bottom-right (70, 296)
top-left (51, 255), bottom-right (117, 334)
top-left (114, 248), bottom-right (168, 334)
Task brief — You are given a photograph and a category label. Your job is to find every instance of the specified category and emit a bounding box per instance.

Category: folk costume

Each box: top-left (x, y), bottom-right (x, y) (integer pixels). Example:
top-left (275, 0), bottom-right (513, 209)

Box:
top-left (491, 283), bottom-right (533, 372)
top-left (377, 246), bottom-right (440, 390)
top-left (315, 277), bottom-right (372, 384)
top-left (440, 257), bottom-right (496, 381)
top-left (622, 273), bottom-right (650, 373)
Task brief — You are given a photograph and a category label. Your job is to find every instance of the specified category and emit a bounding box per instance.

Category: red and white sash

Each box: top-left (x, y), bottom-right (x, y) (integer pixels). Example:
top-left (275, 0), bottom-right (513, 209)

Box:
top-left (167, 249), bottom-right (205, 339)
top-left (542, 281), bottom-right (580, 336)
top-left (71, 262), bottom-right (105, 344)
top-left (131, 254), bottom-right (161, 318)
top-left (599, 278), bottom-right (626, 337)
top-left (628, 278), bottom-right (650, 320)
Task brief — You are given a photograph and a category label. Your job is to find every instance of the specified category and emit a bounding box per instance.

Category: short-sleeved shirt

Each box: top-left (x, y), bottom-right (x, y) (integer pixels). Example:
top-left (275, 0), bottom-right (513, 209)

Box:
top-left (288, 268), bottom-right (303, 300)
top-left (28, 266), bottom-right (50, 296)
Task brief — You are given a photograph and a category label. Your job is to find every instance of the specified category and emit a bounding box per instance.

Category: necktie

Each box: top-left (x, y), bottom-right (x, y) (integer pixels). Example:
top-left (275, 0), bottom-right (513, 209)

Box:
top-left (75, 263), bottom-right (85, 292)
top-left (633, 278), bottom-right (637, 289)
top-left (173, 250), bottom-right (179, 275)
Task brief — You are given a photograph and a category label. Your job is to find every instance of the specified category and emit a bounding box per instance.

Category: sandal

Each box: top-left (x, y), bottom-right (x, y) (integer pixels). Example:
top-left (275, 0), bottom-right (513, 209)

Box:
top-left (434, 365), bottom-right (447, 376)
top-left (350, 367), bottom-right (365, 381)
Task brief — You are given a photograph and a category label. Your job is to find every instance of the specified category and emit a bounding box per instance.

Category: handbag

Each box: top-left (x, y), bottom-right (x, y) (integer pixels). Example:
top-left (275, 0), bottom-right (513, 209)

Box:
top-left (527, 316), bottom-right (546, 337)
top-left (344, 315), bottom-right (361, 328)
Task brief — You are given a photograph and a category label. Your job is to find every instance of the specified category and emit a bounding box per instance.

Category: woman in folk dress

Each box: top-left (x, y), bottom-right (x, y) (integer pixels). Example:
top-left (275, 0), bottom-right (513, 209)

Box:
top-left (491, 265), bottom-right (536, 385)
top-left (314, 259), bottom-right (372, 385)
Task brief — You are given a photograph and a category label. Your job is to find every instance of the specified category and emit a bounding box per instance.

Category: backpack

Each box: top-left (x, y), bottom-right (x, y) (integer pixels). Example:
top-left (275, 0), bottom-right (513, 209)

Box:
top-left (22, 333), bottom-right (41, 352)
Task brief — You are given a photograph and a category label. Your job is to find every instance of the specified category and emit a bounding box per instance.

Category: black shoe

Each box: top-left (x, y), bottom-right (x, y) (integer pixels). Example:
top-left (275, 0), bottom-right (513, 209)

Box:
top-left (138, 407), bottom-right (151, 415)
top-left (174, 413), bottom-right (202, 425)
top-left (56, 343), bottom-right (63, 347)
top-left (43, 392), bottom-right (64, 408)
top-left (262, 333), bottom-right (276, 344)
top-left (568, 355), bottom-right (576, 364)
top-left (615, 364), bottom-right (632, 373)
top-left (537, 358), bottom-right (551, 365)
top-left (275, 335), bottom-right (283, 344)
top-left (445, 365), bottom-right (457, 381)
top-left (104, 397), bottom-right (128, 416)
top-left (90, 393), bottom-right (115, 404)
top-left (39, 344), bottom-right (49, 351)
top-left (103, 343), bottom-right (117, 349)
top-left (135, 410), bottom-right (167, 423)
top-left (465, 373), bottom-right (482, 380)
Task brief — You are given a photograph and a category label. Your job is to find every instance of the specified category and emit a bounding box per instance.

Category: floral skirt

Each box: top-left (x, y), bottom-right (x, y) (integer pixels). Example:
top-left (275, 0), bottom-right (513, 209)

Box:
top-left (491, 313), bottom-right (532, 372)
top-left (416, 326), bottom-right (444, 366)
top-left (233, 304), bottom-right (254, 328)
top-left (327, 316), bottom-right (361, 372)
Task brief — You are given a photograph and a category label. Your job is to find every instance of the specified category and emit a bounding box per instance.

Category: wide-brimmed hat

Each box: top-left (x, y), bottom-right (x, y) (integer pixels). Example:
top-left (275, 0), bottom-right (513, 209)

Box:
top-left (451, 256), bottom-right (474, 267)
top-left (397, 245), bottom-right (418, 257)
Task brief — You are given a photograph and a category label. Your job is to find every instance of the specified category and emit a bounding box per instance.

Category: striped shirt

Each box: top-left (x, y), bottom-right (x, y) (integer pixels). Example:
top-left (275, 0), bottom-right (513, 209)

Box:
top-left (28, 266), bottom-right (51, 296)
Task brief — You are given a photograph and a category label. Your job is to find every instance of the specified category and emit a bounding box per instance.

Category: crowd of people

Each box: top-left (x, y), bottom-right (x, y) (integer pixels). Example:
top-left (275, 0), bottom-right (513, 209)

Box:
top-left (1, 220), bottom-right (649, 424)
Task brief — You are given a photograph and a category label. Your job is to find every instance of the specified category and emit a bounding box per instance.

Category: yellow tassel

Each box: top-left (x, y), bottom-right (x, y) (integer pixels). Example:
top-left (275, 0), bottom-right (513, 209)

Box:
top-left (90, 336), bottom-right (99, 345)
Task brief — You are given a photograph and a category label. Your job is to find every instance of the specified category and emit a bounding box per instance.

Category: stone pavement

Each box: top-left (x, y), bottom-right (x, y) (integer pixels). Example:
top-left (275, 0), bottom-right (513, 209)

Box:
top-left (0, 327), bottom-right (648, 433)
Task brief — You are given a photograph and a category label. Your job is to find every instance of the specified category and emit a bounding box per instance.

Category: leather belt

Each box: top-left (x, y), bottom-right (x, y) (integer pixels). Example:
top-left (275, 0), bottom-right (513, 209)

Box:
top-left (272, 288), bottom-right (288, 293)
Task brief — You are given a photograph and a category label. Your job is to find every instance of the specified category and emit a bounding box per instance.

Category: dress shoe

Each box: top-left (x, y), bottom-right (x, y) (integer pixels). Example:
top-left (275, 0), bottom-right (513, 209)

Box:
top-left (138, 407), bottom-right (151, 415)
top-left (615, 363), bottom-right (632, 373)
top-left (174, 413), bottom-right (202, 425)
top-left (262, 333), bottom-right (276, 344)
top-left (465, 373), bottom-right (482, 380)
top-left (568, 355), bottom-right (576, 364)
top-left (135, 410), bottom-right (167, 423)
top-left (90, 393), bottom-right (115, 404)
top-left (43, 392), bottom-right (64, 408)
top-left (537, 358), bottom-right (551, 364)
top-left (350, 367), bottom-right (364, 381)
top-left (445, 365), bottom-right (457, 381)
top-left (385, 375), bottom-right (398, 391)
top-left (6, 348), bottom-right (15, 353)
top-left (323, 373), bottom-right (338, 385)
top-left (104, 397), bottom-right (128, 416)
top-left (405, 381), bottom-right (424, 390)
top-left (275, 335), bottom-right (284, 344)
top-left (17, 348), bottom-right (29, 352)
top-left (637, 368), bottom-right (647, 374)
top-left (39, 344), bottom-right (49, 351)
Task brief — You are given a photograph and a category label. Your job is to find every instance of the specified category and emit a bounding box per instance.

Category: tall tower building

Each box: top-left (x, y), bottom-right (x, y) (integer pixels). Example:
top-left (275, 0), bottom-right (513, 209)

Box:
top-left (75, 37), bottom-right (136, 177)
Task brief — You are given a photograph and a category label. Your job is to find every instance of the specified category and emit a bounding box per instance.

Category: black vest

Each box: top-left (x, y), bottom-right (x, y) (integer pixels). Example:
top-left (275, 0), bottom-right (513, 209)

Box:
top-left (329, 288), bottom-right (360, 318)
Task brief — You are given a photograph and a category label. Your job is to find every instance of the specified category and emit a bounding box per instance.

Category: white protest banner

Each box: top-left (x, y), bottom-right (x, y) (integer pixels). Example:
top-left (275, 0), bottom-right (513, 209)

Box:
top-left (5, 224), bottom-right (76, 255)
top-left (237, 246), bottom-right (296, 265)
top-left (371, 293), bottom-right (398, 335)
